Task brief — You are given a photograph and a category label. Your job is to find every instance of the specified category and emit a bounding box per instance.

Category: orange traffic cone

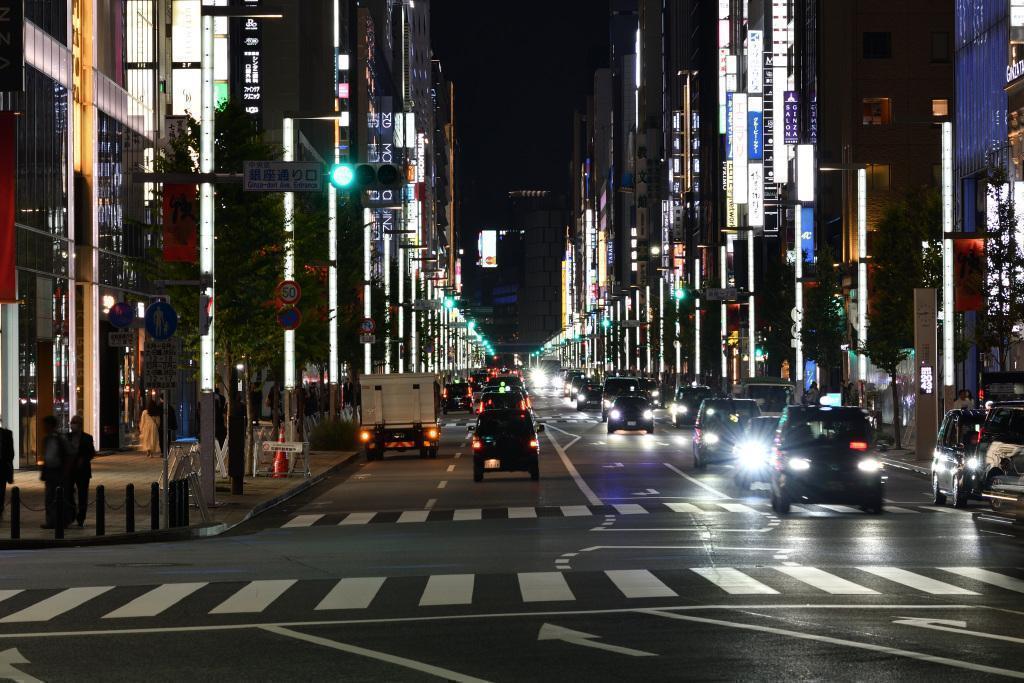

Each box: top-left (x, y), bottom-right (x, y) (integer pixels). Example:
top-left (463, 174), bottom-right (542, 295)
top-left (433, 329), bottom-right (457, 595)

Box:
top-left (272, 425), bottom-right (289, 478)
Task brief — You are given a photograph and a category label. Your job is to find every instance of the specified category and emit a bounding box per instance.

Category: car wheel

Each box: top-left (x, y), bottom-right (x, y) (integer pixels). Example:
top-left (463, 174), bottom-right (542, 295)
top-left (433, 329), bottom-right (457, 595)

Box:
top-left (607, 426), bottom-right (614, 435)
top-left (529, 462), bottom-right (539, 481)
top-left (952, 473), bottom-right (968, 508)
top-left (601, 412), bottom-right (607, 422)
top-left (429, 447), bottom-right (439, 459)
top-left (931, 474), bottom-right (947, 506)
top-left (771, 491), bottom-right (790, 514)
top-left (648, 424), bottom-right (655, 435)
top-left (865, 495), bottom-right (884, 514)
top-left (473, 461), bottom-right (483, 482)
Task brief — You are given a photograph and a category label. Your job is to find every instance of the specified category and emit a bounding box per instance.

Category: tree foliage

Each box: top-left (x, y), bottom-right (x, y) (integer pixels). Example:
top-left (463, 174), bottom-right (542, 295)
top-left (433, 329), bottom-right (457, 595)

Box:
top-left (759, 255), bottom-right (794, 379)
top-left (801, 244), bottom-right (846, 389)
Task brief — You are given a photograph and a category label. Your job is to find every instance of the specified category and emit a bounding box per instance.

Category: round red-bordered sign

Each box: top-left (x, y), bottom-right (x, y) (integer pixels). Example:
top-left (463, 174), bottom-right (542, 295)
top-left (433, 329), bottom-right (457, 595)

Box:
top-left (359, 318), bottom-right (376, 334)
top-left (276, 280), bottom-right (302, 306)
top-left (277, 306), bottom-right (302, 331)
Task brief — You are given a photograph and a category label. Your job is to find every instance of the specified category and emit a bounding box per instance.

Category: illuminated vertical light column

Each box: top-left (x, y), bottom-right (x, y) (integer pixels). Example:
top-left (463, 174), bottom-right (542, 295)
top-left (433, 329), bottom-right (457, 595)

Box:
top-left (282, 117), bottom-right (296, 391)
top-left (363, 208), bottom-right (372, 375)
top-left (411, 270), bottom-right (419, 372)
top-left (720, 245), bottom-right (728, 386)
top-left (199, 14), bottom-right (216, 393)
top-left (941, 121), bottom-right (954, 388)
top-left (383, 218), bottom-right (391, 373)
top-left (398, 244), bottom-right (405, 373)
top-left (659, 278), bottom-right (665, 374)
top-left (694, 257), bottom-right (701, 378)
top-left (328, 163), bottom-right (338, 390)
top-left (857, 168), bottom-right (868, 381)
top-left (794, 206), bottom-right (804, 385)
top-left (747, 228), bottom-right (755, 377)
top-left (644, 284), bottom-right (651, 372)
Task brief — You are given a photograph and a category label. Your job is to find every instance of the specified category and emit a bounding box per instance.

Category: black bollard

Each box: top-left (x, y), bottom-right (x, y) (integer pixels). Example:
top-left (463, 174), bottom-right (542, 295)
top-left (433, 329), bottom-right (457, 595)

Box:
top-left (182, 480), bottom-right (190, 527)
top-left (54, 486), bottom-right (64, 540)
top-left (168, 480), bottom-right (178, 527)
top-left (125, 484), bottom-right (135, 533)
top-left (150, 482), bottom-right (159, 530)
top-left (95, 485), bottom-right (105, 536)
top-left (10, 486), bottom-right (19, 539)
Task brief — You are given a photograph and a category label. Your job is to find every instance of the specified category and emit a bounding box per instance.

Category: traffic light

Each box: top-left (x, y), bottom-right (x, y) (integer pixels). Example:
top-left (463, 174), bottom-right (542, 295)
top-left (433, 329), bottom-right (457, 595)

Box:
top-left (329, 162), bottom-right (402, 191)
top-left (467, 320), bottom-right (477, 331)
top-left (674, 287), bottom-right (687, 302)
top-left (443, 296), bottom-right (456, 310)
top-left (601, 318), bottom-right (611, 330)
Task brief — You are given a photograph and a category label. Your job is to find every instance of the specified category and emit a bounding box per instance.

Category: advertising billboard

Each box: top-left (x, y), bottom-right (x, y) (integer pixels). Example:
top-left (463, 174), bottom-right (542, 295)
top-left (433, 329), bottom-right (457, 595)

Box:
top-left (478, 230), bottom-right (498, 268)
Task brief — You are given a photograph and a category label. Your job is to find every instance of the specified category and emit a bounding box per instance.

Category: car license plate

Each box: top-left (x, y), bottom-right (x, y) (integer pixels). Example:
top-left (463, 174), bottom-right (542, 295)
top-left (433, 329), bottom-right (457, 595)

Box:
top-left (627, 421), bottom-right (637, 427)
top-left (484, 459), bottom-right (501, 470)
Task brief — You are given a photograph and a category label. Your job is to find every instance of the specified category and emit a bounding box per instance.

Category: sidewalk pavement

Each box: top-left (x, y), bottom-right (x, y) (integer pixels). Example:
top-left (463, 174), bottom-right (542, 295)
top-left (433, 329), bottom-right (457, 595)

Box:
top-left (879, 448), bottom-right (931, 476)
top-left (0, 448), bottom-right (358, 546)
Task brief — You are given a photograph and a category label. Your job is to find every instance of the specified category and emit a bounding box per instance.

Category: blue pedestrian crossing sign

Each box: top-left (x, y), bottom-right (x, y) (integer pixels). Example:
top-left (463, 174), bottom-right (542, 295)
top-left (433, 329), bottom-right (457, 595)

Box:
top-left (145, 301), bottom-right (178, 340)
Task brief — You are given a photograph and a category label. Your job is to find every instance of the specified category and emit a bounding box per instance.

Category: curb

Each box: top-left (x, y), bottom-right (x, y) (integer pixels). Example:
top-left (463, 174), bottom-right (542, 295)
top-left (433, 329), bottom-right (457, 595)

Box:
top-left (881, 457), bottom-right (930, 477)
top-left (0, 451), bottom-right (360, 550)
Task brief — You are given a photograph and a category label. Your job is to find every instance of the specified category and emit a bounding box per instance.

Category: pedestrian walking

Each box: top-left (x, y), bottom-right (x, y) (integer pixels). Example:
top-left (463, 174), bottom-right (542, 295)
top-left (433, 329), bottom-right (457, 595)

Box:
top-left (803, 381), bottom-right (821, 406)
top-left (952, 389), bottom-right (973, 410)
top-left (139, 399), bottom-right (161, 458)
top-left (67, 414), bottom-right (96, 528)
top-left (0, 423), bottom-right (12, 520)
top-left (40, 415), bottom-right (73, 529)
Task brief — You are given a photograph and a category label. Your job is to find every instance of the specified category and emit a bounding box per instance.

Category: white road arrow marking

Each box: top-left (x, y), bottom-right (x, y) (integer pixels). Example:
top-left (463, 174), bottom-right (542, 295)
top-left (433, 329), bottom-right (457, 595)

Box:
top-left (0, 648), bottom-right (42, 683)
top-left (602, 462), bottom-right (624, 469)
top-left (894, 617), bottom-right (1024, 645)
top-left (537, 623), bottom-right (656, 657)
top-left (630, 488), bottom-right (660, 496)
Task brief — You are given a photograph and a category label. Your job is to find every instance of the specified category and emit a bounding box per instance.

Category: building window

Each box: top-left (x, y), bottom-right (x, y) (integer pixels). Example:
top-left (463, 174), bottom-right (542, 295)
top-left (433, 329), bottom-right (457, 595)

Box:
top-left (931, 32), bottom-right (951, 63)
top-left (866, 164), bottom-right (891, 191)
top-left (862, 98), bottom-right (892, 125)
top-left (932, 98), bottom-right (949, 117)
top-left (863, 32), bottom-right (892, 59)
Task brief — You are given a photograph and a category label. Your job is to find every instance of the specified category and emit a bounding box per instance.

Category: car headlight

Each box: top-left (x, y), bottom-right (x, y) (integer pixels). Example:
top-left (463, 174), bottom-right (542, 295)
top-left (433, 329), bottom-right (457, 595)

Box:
top-left (604, 400), bottom-right (613, 408)
top-left (578, 393), bottom-right (586, 401)
top-left (734, 441), bottom-right (768, 469)
top-left (857, 458), bottom-right (882, 472)
top-left (933, 460), bottom-right (945, 474)
top-left (610, 410), bottom-right (622, 420)
top-left (704, 432), bottom-right (719, 445)
top-left (651, 390), bottom-right (660, 397)
top-left (787, 457), bottom-right (811, 471)
top-left (643, 410), bottom-right (654, 419)
top-left (965, 456), bottom-right (980, 470)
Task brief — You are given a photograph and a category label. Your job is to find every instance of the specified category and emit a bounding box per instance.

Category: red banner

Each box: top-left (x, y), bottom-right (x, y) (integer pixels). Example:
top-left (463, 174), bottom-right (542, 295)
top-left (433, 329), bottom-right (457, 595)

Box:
top-left (162, 183), bottom-right (198, 262)
top-left (0, 113), bottom-right (15, 303)
top-left (954, 238), bottom-right (985, 312)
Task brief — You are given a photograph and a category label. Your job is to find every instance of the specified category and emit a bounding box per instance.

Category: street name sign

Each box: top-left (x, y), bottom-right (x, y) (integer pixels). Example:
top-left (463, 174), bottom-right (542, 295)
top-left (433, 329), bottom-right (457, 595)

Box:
top-left (243, 161), bottom-right (322, 192)
top-left (703, 287), bottom-right (739, 301)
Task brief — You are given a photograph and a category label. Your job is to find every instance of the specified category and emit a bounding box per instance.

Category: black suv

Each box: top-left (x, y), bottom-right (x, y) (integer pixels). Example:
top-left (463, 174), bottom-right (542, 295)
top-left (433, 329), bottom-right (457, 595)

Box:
top-left (441, 382), bottom-right (472, 413)
top-left (670, 386), bottom-right (714, 427)
top-left (966, 402), bottom-right (1024, 511)
top-left (931, 408), bottom-right (986, 508)
top-left (471, 409), bottom-right (543, 481)
top-left (601, 377), bottom-right (642, 421)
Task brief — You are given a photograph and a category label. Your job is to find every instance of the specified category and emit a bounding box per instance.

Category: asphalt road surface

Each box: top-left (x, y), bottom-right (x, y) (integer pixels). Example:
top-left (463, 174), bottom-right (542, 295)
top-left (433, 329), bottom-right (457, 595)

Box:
top-left (3, 386), bottom-right (1024, 681)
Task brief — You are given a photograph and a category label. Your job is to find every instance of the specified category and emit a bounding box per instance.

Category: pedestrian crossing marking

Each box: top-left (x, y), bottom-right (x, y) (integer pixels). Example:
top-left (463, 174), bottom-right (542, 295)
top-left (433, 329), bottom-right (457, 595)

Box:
top-left (518, 572), bottom-right (575, 602)
top-left (717, 503), bottom-right (758, 513)
top-left (339, 512), bottom-right (375, 525)
top-left (398, 511), bottom-right (429, 523)
top-left (507, 507), bottom-right (537, 519)
top-left (282, 514), bottom-right (324, 528)
top-left (0, 592), bottom-right (21, 608)
top-left (857, 567), bottom-right (979, 595)
top-left (316, 577), bottom-right (386, 610)
top-left (606, 570), bottom-right (677, 599)
top-left (419, 574), bottom-right (474, 606)
top-left (940, 567), bottom-right (1024, 593)
top-left (559, 505), bottom-right (592, 517)
top-left (0, 586), bottom-right (114, 623)
top-left (773, 567), bottom-right (878, 595)
top-left (882, 506), bottom-right (919, 514)
top-left (209, 580), bottom-right (297, 614)
top-left (452, 508), bottom-right (482, 521)
top-left (691, 567), bottom-right (779, 595)
top-left (819, 505), bottom-right (862, 513)
top-left (104, 582), bottom-right (208, 619)
top-left (664, 502), bottom-right (702, 513)
top-left (612, 504), bottom-right (648, 515)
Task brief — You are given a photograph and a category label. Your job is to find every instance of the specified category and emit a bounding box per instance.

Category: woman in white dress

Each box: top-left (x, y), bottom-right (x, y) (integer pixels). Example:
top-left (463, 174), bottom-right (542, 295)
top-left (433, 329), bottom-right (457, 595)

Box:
top-left (139, 399), bottom-right (161, 457)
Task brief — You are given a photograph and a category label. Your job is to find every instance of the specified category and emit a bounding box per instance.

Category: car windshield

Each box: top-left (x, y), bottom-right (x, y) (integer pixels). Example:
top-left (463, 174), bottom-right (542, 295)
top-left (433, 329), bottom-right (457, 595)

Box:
top-left (475, 414), bottom-right (535, 437)
top-left (614, 396), bottom-right (649, 409)
top-left (481, 393), bottom-right (522, 410)
top-left (678, 388), bottom-right (712, 402)
top-left (782, 411), bottom-right (872, 447)
top-left (605, 378), bottom-right (641, 395)
top-left (746, 385), bottom-right (791, 412)
top-left (701, 402), bottom-right (758, 431)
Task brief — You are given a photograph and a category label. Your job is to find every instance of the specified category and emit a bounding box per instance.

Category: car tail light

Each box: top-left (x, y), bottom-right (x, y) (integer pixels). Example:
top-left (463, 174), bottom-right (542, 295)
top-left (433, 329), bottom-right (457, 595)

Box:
top-left (529, 439), bottom-right (539, 448)
top-left (519, 400), bottom-right (526, 410)
top-left (442, 389), bottom-right (448, 398)
top-left (849, 441), bottom-right (868, 451)
top-left (359, 430), bottom-right (371, 442)
top-left (472, 438), bottom-right (482, 450)
top-left (978, 388), bottom-right (985, 401)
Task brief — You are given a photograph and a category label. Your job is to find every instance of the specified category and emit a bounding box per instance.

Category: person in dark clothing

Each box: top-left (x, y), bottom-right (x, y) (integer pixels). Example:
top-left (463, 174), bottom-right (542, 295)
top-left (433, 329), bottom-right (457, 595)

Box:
top-left (0, 425), bottom-right (12, 520)
top-left (40, 416), bottom-right (73, 529)
top-left (67, 414), bottom-right (96, 528)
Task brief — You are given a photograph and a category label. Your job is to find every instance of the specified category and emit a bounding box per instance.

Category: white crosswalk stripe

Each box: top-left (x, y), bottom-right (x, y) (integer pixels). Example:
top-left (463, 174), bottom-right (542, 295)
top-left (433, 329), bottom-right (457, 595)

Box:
top-left (883, 506), bottom-right (919, 514)
top-left (1, 586), bottom-right (114, 623)
top-left (691, 567), bottom-right (779, 595)
top-left (419, 574), bottom-right (475, 606)
top-left (316, 577), bottom-right (386, 610)
top-left (339, 512), bottom-right (375, 525)
top-left (612, 504), bottom-right (648, 515)
top-left (818, 505), bottom-right (862, 513)
top-left (209, 580), bottom-right (297, 614)
top-left (397, 511), bottom-right (430, 523)
top-left (605, 570), bottom-right (677, 599)
top-left (716, 503), bottom-right (758, 513)
top-left (282, 514), bottom-right (324, 528)
top-left (518, 572), bottom-right (576, 602)
top-left (857, 567), bottom-right (979, 595)
top-left (452, 508), bottom-right (482, 521)
top-left (773, 567), bottom-right (878, 595)
top-left (664, 502), bottom-right (702, 513)
top-left (507, 507), bottom-right (537, 519)
top-left (559, 505), bottom-right (593, 517)
top-left (940, 567), bottom-right (1024, 593)
top-left (104, 583), bottom-right (207, 619)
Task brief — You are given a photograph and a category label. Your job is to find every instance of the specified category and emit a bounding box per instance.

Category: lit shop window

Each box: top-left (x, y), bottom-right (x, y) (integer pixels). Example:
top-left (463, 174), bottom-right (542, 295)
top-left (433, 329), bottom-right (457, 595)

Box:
top-left (862, 98), bottom-right (892, 126)
top-left (932, 98), bottom-right (949, 117)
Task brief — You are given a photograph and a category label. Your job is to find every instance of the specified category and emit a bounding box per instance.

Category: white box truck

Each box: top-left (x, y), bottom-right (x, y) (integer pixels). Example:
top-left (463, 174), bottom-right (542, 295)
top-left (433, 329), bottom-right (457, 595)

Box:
top-left (359, 373), bottom-right (441, 460)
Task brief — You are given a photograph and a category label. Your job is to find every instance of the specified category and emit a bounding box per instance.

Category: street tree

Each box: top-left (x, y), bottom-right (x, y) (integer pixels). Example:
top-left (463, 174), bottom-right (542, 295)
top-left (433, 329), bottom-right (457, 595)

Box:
top-left (759, 256), bottom-right (795, 379)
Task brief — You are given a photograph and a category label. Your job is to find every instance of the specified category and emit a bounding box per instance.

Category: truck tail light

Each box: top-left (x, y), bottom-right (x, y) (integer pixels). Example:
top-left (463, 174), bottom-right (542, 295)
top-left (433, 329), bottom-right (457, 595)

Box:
top-left (472, 438), bottom-right (482, 450)
top-left (359, 430), bottom-right (371, 442)
top-left (529, 439), bottom-right (539, 448)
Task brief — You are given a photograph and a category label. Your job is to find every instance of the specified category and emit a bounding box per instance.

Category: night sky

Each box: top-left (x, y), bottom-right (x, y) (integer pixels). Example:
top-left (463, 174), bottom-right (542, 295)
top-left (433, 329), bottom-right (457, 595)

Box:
top-left (430, 0), bottom-right (610, 286)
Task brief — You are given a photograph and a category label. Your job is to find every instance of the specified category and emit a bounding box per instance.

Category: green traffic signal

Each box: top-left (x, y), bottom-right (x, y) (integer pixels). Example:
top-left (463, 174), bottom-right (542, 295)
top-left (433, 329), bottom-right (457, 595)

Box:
top-left (329, 163), bottom-right (355, 189)
top-left (601, 318), bottom-right (611, 329)
top-left (467, 320), bottom-right (476, 331)
top-left (674, 288), bottom-right (687, 301)
top-left (443, 296), bottom-right (456, 310)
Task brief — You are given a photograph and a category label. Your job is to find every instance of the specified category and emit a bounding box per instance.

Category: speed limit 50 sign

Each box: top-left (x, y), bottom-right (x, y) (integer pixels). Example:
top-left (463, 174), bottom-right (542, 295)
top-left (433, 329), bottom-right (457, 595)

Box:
top-left (276, 280), bottom-right (302, 306)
